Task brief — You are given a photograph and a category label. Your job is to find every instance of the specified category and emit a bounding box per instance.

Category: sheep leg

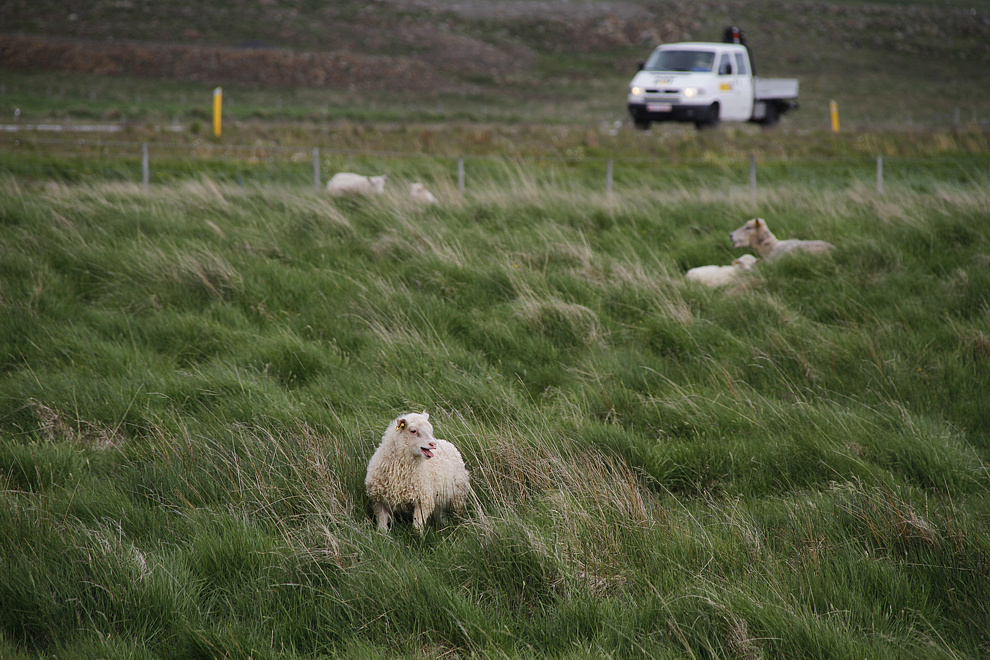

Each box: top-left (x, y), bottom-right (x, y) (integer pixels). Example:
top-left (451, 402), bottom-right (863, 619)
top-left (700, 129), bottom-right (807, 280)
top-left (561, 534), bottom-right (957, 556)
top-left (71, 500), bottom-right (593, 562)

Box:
top-left (413, 500), bottom-right (434, 533)
top-left (373, 502), bottom-right (391, 531)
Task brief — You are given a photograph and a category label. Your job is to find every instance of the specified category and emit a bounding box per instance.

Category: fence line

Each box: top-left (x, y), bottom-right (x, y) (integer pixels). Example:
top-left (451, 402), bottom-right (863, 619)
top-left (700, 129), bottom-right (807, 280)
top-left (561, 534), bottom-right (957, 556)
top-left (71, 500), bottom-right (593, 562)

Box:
top-left (2, 135), bottom-right (989, 194)
top-left (6, 133), bottom-right (988, 165)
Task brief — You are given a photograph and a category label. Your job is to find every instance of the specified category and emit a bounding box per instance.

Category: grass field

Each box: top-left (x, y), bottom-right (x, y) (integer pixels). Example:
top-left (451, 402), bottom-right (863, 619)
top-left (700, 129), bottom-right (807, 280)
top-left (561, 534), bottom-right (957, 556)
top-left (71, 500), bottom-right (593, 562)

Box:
top-left (1, 160), bottom-right (989, 657)
top-left (2, 0), bottom-right (990, 656)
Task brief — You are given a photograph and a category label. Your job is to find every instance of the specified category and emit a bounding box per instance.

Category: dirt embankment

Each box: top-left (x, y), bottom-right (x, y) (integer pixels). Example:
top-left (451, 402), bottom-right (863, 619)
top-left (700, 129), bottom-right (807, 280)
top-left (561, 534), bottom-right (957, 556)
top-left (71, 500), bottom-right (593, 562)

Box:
top-left (0, 35), bottom-right (455, 92)
top-left (2, 0), bottom-right (987, 90)
top-left (0, 1), bottom-right (701, 90)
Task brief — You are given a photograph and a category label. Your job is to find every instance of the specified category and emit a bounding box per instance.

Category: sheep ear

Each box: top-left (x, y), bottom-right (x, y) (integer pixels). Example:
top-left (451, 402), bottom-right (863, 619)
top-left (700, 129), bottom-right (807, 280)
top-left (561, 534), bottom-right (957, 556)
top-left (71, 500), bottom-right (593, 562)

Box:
top-left (396, 418), bottom-right (407, 431)
top-left (421, 411), bottom-right (429, 419)
top-left (753, 218), bottom-right (764, 227)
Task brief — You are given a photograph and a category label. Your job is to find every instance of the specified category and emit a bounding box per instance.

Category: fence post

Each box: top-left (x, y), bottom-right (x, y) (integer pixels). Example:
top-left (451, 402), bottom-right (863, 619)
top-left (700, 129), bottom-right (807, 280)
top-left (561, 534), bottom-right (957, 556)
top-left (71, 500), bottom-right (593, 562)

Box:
top-left (876, 155), bottom-right (883, 194)
top-left (749, 154), bottom-right (757, 196)
top-left (313, 147), bottom-right (320, 192)
top-left (141, 143), bottom-right (149, 191)
top-left (457, 158), bottom-right (465, 194)
top-left (606, 159), bottom-right (613, 196)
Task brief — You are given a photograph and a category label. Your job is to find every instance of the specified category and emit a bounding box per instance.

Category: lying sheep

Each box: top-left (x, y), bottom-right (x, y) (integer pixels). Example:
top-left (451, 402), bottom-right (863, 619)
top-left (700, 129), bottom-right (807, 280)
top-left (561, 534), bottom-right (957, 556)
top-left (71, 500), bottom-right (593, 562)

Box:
top-left (326, 172), bottom-right (387, 195)
top-left (730, 217), bottom-right (834, 260)
top-left (365, 412), bottom-right (471, 533)
top-left (686, 254), bottom-right (758, 287)
top-left (410, 182), bottom-right (437, 204)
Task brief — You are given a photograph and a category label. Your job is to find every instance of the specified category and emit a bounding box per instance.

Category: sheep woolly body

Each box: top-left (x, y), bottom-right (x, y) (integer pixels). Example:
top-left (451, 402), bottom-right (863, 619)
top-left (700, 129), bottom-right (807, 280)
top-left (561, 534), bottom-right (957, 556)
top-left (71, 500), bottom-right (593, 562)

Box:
top-left (365, 412), bottom-right (470, 532)
top-left (730, 217), bottom-right (835, 260)
top-left (686, 254), bottom-right (758, 287)
top-left (326, 172), bottom-right (387, 195)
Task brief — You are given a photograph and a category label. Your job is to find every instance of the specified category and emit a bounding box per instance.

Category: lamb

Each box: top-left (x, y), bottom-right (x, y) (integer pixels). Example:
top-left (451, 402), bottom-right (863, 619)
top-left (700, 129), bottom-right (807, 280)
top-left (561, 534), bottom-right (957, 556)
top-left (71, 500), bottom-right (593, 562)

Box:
top-left (730, 217), bottom-right (835, 260)
top-left (686, 254), bottom-right (758, 287)
top-left (365, 412), bottom-right (471, 533)
top-left (410, 182), bottom-right (437, 204)
top-left (326, 172), bottom-right (387, 196)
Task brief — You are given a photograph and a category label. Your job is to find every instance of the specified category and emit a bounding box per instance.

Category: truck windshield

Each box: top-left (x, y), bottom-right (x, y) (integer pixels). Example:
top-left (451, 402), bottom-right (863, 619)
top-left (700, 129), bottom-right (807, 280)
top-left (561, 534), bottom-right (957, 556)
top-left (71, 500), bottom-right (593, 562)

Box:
top-left (644, 50), bottom-right (715, 73)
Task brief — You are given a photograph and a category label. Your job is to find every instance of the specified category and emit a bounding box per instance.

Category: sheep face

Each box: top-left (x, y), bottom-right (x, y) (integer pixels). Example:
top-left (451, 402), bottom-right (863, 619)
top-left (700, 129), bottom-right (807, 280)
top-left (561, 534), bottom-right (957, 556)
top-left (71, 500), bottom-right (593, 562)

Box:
top-left (729, 217), bottom-right (769, 248)
top-left (732, 254), bottom-right (758, 270)
top-left (394, 412), bottom-right (437, 460)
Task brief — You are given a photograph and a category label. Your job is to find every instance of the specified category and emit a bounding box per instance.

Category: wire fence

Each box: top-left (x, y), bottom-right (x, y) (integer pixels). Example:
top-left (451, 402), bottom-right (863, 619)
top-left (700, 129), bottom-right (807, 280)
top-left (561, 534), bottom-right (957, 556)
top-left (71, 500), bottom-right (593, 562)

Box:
top-left (2, 134), bottom-right (989, 195)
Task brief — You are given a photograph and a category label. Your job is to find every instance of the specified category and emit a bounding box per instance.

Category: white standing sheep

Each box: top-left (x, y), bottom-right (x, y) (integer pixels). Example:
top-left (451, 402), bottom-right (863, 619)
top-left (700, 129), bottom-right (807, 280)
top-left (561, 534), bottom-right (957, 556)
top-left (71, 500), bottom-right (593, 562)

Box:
top-left (365, 412), bottom-right (471, 533)
top-left (326, 172), bottom-right (387, 196)
top-left (730, 217), bottom-right (835, 260)
top-left (410, 182), bottom-right (437, 204)
top-left (686, 254), bottom-right (758, 287)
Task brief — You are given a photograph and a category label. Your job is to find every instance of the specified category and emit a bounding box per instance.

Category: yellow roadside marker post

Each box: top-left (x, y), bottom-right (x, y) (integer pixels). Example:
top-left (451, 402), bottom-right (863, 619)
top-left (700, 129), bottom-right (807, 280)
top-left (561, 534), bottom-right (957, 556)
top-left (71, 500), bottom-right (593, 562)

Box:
top-left (213, 87), bottom-right (222, 137)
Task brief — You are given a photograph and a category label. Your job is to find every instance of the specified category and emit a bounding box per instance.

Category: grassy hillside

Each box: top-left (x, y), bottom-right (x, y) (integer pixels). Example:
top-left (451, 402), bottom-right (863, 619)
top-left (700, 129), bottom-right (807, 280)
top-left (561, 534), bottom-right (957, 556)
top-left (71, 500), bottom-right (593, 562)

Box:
top-left (1, 169), bottom-right (988, 657)
top-left (2, 0), bottom-right (990, 132)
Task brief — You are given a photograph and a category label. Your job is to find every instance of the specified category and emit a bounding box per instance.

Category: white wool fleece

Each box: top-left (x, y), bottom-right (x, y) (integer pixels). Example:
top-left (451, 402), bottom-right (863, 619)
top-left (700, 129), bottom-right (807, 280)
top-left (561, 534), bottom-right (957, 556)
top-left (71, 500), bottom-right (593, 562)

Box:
top-left (365, 412), bottom-right (470, 533)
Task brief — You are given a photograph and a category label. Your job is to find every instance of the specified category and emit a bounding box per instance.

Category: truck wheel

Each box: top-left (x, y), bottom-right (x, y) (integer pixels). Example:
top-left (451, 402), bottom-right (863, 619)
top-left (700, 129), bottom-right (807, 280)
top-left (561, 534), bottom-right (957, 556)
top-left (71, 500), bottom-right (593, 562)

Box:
top-left (761, 103), bottom-right (780, 128)
top-left (695, 103), bottom-right (720, 130)
top-left (634, 119), bottom-right (651, 130)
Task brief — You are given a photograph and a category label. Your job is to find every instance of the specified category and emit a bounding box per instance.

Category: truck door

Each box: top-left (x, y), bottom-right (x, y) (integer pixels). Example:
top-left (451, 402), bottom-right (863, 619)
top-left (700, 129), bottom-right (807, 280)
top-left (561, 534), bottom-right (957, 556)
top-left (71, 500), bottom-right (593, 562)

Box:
top-left (716, 52), bottom-right (751, 121)
top-left (733, 52), bottom-right (755, 120)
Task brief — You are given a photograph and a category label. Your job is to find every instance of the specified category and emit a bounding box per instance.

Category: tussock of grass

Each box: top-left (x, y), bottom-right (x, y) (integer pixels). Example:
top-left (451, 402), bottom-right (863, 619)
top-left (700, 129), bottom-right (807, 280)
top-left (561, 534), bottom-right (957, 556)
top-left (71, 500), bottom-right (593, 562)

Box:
top-left (1, 172), bottom-right (989, 657)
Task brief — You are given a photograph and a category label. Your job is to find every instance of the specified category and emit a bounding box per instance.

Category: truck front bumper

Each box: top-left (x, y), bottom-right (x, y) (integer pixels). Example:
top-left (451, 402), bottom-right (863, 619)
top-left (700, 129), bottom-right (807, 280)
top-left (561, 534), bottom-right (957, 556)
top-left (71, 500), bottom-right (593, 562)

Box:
top-left (628, 102), bottom-right (709, 124)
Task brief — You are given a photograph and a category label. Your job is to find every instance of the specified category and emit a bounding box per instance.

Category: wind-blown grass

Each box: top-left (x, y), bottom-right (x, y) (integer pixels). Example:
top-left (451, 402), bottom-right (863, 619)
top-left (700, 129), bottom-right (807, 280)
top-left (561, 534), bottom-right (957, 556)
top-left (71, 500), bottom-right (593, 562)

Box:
top-left (0, 171), bottom-right (988, 658)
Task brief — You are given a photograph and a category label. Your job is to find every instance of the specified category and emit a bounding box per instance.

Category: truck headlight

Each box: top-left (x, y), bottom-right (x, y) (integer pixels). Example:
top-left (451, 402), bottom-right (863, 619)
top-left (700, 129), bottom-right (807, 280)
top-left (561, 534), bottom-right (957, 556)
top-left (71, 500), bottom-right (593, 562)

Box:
top-left (630, 86), bottom-right (642, 96)
top-left (682, 87), bottom-right (700, 98)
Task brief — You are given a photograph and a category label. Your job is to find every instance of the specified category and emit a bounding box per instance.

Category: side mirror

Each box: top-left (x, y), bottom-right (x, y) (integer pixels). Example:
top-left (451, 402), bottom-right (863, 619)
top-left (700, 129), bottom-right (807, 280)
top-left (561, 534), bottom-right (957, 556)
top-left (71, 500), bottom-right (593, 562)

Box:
top-left (637, 61), bottom-right (645, 71)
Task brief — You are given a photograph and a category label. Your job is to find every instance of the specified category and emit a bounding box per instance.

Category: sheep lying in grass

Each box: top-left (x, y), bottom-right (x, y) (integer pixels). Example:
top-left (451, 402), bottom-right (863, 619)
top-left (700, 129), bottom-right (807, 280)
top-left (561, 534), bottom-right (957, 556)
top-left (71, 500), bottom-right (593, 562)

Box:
top-left (410, 182), bottom-right (437, 204)
top-left (686, 254), bottom-right (758, 287)
top-left (326, 172), bottom-right (387, 196)
top-left (730, 217), bottom-right (834, 260)
top-left (365, 412), bottom-right (470, 533)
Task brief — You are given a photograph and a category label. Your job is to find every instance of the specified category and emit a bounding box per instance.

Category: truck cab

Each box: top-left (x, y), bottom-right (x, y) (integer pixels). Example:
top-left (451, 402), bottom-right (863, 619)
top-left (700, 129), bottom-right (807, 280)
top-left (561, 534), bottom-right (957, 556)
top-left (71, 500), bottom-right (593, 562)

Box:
top-left (627, 41), bottom-right (797, 130)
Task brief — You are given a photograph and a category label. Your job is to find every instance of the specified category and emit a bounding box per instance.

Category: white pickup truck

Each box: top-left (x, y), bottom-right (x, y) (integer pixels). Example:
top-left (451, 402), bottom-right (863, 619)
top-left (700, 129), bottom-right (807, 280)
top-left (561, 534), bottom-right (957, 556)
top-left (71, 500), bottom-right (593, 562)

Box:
top-left (627, 39), bottom-right (799, 130)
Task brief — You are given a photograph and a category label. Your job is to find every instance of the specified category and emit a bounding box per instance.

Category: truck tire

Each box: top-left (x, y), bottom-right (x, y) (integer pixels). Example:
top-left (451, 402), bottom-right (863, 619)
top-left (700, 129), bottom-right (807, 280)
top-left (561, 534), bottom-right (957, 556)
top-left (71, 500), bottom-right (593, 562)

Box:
top-left (695, 103), bottom-right (720, 130)
top-left (761, 102), bottom-right (780, 128)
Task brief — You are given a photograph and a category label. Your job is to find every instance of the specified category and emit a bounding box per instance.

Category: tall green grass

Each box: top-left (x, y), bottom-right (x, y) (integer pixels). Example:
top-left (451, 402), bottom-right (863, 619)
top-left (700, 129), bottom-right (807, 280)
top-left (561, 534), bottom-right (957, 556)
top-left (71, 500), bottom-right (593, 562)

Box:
top-left (1, 170), bottom-right (988, 658)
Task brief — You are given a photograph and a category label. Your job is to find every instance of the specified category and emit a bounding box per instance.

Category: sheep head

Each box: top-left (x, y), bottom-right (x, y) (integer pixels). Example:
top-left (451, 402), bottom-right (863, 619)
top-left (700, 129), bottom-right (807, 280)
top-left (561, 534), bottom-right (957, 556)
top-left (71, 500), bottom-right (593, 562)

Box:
top-left (732, 254), bottom-right (758, 270)
top-left (730, 217), bottom-right (772, 249)
top-left (369, 175), bottom-right (387, 193)
top-left (394, 411), bottom-right (437, 459)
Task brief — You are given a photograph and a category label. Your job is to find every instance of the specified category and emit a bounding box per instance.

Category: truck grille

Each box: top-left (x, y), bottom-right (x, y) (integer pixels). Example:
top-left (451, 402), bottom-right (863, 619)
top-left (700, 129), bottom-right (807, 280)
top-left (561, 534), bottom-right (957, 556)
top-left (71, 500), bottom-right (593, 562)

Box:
top-left (644, 89), bottom-right (680, 102)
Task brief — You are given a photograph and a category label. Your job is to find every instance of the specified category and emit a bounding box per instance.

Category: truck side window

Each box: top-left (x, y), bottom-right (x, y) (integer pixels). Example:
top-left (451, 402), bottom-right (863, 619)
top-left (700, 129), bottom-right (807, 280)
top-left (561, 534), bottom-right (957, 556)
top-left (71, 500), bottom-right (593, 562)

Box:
top-left (734, 53), bottom-right (748, 75)
top-left (718, 54), bottom-right (732, 76)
